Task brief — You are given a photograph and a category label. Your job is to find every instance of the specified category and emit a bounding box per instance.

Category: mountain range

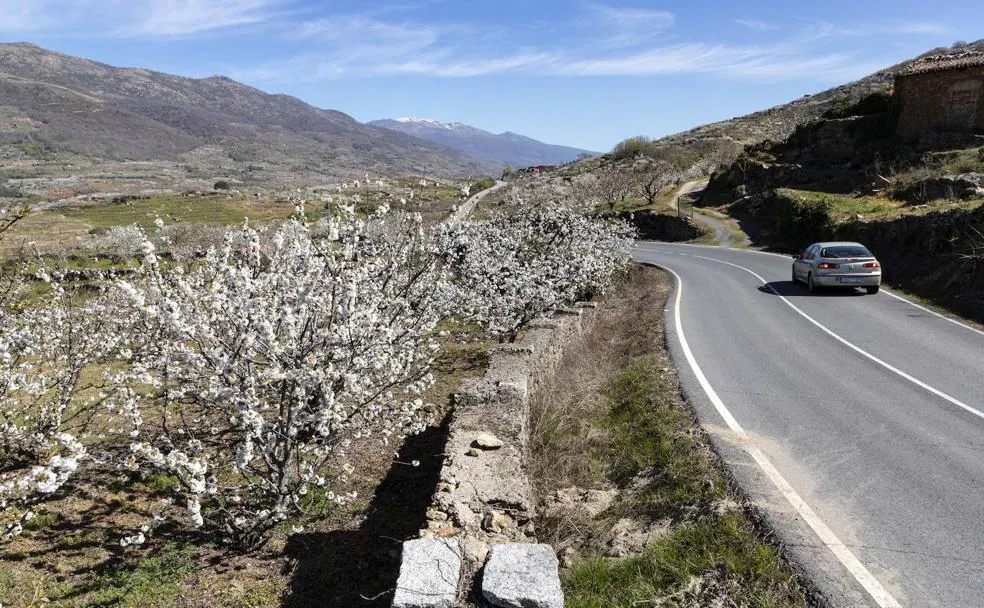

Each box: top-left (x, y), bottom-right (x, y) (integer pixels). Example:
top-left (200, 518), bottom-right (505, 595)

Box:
top-left (369, 117), bottom-right (596, 168)
top-left (0, 42), bottom-right (498, 180)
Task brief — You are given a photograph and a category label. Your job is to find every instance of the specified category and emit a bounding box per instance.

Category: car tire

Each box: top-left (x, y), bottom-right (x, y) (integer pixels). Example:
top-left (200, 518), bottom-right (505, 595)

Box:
top-left (808, 273), bottom-right (817, 294)
top-left (865, 285), bottom-right (880, 294)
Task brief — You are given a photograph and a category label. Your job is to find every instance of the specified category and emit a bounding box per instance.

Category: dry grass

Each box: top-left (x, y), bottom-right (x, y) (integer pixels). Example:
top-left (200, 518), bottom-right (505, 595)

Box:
top-left (529, 267), bottom-right (663, 496)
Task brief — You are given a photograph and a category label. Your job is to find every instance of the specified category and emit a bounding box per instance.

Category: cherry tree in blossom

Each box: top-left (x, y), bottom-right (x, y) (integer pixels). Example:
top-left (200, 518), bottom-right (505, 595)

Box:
top-left (438, 193), bottom-right (634, 340)
top-left (0, 264), bottom-right (132, 539)
top-left (117, 205), bottom-right (450, 546)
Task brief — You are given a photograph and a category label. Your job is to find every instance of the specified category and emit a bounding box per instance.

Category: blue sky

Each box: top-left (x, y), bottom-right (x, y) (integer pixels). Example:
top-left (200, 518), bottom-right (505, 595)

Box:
top-left (1, 1), bottom-right (982, 151)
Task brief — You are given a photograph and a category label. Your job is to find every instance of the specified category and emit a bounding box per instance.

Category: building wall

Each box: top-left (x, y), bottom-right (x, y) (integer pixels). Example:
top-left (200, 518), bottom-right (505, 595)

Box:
top-left (896, 66), bottom-right (984, 140)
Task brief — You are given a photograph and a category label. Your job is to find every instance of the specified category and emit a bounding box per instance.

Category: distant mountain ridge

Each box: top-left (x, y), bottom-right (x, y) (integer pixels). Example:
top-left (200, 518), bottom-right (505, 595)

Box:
top-left (0, 42), bottom-right (497, 178)
top-left (369, 117), bottom-right (596, 168)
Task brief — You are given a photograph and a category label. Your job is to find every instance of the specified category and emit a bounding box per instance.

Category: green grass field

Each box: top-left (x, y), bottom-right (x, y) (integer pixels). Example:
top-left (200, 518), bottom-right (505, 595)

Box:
top-left (0, 194), bottom-right (301, 258)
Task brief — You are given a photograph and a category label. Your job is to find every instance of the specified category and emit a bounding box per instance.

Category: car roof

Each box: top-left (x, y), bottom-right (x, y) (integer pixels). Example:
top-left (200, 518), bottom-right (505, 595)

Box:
top-left (813, 241), bottom-right (868, 248)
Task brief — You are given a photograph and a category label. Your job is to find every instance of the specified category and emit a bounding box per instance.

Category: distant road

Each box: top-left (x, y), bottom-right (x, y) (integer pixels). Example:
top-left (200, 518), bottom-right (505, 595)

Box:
top-left (634, 242), bottom-right (984, 608)
top-left (450, 180), bottom-right (507, 224)
top-left (671, 180), bottom-right (748, 248)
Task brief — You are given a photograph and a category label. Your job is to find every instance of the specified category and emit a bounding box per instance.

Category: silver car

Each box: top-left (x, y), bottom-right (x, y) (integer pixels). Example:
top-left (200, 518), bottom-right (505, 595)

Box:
top-left (792, 241), bottom-right (882, 294)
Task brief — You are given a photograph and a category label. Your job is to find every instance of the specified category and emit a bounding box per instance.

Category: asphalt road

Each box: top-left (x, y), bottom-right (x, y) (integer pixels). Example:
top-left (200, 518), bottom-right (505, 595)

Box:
top-left (632, 242), bottom-right (984, 608)
top-left (450, 179), bottom-right (507, 224)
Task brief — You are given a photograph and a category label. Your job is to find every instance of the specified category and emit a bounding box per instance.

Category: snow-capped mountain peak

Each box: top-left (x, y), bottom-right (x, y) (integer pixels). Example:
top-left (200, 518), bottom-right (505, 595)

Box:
top-left (395, 117), bottom-right (471, 131)
top-left (369, 117), bottom-right (597, 167)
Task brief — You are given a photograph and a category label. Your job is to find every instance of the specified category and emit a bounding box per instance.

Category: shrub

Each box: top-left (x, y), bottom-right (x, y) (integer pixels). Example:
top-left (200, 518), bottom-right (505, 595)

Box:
top-left (612, 136), bottom-right (653, 160)
top-left (213, 180), bottom-right (231, 191)
top-left (821, 91), bottom-right (893, 120)
top-left (470, 178), bottom-right (496, 193)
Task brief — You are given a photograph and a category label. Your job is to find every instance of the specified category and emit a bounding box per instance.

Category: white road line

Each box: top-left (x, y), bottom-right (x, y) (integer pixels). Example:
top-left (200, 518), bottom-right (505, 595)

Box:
top-left (634, 242), bottom-right (984, 337)
top-left (661, 264), bottom-right (903, 608)
top-left (692, 254), bottom-right (984, 422)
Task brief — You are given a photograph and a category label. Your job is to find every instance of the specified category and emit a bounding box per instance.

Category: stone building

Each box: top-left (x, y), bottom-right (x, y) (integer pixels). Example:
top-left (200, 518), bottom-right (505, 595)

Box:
top-left (895, 52), bottom-right (984, 140)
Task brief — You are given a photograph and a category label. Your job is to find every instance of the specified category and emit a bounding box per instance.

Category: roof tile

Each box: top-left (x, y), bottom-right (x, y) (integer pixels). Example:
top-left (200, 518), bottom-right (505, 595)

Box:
top-left (900, 51), bottom-right (984, 76)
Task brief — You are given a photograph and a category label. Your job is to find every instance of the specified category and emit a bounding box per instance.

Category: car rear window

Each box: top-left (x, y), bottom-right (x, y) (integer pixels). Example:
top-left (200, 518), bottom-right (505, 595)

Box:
top-left (820, 246), bottom-right (873, 258)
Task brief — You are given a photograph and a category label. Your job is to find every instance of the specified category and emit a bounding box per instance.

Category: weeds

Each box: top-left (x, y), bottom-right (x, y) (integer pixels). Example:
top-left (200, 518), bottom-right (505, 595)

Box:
top-left (605, 356), bottom-right (726, 519)
top-left (565, 514), bottom-right (805, 608)
top-left (86, 544), bottom-right (197, 607)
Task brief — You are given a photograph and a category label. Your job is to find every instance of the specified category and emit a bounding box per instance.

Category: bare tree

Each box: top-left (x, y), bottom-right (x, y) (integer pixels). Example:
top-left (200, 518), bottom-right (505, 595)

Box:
top-left (634, 160), bottom-right (676, 206)
top-left (596, 166), bottom-right (633, 210)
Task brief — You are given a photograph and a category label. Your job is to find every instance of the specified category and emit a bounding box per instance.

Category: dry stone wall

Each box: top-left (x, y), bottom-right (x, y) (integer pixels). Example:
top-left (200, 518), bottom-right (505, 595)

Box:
top-left (392, 303), bottom-right (599, 608)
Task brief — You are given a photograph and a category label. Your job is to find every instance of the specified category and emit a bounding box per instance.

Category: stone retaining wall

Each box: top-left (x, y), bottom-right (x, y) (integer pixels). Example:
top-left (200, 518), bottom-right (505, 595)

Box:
top-left (392, 303), bottom-right (599, 608)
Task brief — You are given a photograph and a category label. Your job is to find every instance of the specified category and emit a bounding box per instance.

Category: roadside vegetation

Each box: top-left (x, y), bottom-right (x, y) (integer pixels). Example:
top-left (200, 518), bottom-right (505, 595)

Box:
top-left (530, 266), bottom-right (809, 608)
top-left (0, 185), bottom-right (633, 606)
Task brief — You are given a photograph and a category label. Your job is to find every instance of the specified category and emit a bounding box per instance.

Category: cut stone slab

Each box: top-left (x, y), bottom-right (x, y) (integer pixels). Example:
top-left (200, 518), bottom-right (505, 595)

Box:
top-left (392, 538), bottom-right (462, 608)
top-left (482, 544), bottom-right (564, 608)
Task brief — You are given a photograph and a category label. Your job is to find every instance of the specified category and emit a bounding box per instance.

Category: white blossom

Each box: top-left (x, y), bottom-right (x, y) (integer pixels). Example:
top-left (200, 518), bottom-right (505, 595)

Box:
top-left (118, 206), bottom-right (448, 545)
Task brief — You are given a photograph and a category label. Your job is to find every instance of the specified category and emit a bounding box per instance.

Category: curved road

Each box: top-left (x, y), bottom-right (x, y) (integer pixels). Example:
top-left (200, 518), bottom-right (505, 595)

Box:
top-left (633, 242), bottom-right (984, 608)
top-left (450, 179), bottom-right (507, 224)
top-left (670, 180), bottom-right (749, 248)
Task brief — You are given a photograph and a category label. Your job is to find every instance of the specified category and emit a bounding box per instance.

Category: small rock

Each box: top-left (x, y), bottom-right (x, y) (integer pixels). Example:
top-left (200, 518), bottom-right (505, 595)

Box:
top-left (474, 432), bottom-right (504, 450)
top-left (452, 502), bottom-right (477, 528)
top-left (427, 509), bottom-right (449, 522)
top-left (466, 447), bottom-right (482, 457)
top-left (482, 510), bottom-right (511, 534)
top-left (482, 544), bottom-right (564, 608)
top-left (436, 482), bottom-right (454, 493)
top-left (462, 538), bottom-right (490, 563)
top-left (427, 520), bottom-right (450, 533)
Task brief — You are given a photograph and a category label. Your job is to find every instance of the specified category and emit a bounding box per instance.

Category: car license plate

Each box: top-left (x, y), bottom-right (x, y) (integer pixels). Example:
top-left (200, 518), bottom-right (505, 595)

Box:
top-left (838, 277), bottom-right (863, 284)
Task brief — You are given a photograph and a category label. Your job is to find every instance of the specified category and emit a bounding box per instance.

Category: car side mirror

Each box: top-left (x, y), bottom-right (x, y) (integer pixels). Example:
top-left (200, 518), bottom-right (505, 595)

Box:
top-left (792, 254), bottom-right (801, 260)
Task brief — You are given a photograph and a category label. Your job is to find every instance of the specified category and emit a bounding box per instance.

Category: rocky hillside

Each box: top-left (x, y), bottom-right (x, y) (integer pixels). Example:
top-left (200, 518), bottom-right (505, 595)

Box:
top-left (0, 43), bottom-right (497, 178)
top-left (369, 118), bottom-right (595, 168)
top-left (602, 39), bottom-right (984, 177)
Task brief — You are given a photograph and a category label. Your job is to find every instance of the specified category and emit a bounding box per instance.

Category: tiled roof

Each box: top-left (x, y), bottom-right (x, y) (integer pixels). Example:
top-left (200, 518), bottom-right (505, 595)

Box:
top-left (900, 51), bottom-right (984, 76)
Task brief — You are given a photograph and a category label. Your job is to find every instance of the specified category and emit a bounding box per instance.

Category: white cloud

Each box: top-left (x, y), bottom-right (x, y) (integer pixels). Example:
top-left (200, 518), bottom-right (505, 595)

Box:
top-left (0, 2), bottom-right (939, 85)
top-left (234, 49), bottom-right (557, 81)
top-left (0, 0), bottom-right (76, 31)
top-left (736, 19), bottom-right (772, 32)
top-left (127, 0), bottom-right (286, 36)
top-left (0, 0), bottom-right (288, 36)
top-left (376, 52), bottom-right (559, 78)
top-left (802, 19), bottom-right (948, 39)
top-left (553, 43), bottom-right (874, 81)
top-left (580, 2), bottom-right (675, 48)
top-left (583, 2), bottom-right (674, 30)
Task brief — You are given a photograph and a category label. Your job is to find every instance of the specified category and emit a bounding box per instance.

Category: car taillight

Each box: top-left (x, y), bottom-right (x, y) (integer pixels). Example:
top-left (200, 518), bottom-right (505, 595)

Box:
top-left (818, 262), bottom-right (840, 269)
top-left (863, 262), bottom-right (880, 269)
